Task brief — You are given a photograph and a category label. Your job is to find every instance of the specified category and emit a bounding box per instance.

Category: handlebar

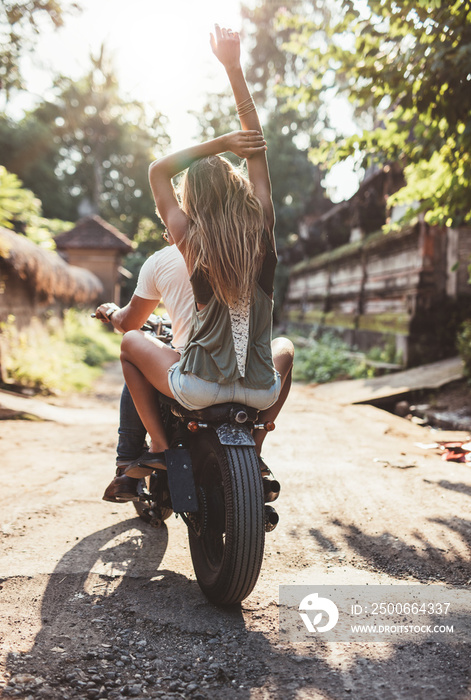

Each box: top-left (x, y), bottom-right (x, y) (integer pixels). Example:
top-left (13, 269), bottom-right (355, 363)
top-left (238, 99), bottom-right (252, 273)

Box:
top-left (91, 311), bottom-right (172, 341)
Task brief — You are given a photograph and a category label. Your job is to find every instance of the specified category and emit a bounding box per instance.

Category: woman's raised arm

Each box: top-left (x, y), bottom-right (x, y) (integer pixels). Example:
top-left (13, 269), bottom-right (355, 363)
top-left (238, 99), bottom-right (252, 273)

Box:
top-left (149, 132), bottom-right (267, 255)
top-left (149, 136), bottom-right (225, 253)
top-left (210, 24), bottom-right (275, 237)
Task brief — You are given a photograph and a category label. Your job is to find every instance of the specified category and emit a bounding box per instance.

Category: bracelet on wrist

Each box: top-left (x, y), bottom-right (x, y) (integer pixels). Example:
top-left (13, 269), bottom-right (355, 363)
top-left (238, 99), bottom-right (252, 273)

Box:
top-left (237, 104), bottom-right (256, 117)
top-left (236, 95), bottom-right (255, 117)
top-left (236, 95), bottom-right (256, 117)
top-left (236, 96), bottom-right (253, 110)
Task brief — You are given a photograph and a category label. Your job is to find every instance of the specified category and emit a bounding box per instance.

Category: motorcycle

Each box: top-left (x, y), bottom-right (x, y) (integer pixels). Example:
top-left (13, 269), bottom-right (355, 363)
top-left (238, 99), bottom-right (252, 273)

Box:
top-left (108, 314), bottom-right (281, 606)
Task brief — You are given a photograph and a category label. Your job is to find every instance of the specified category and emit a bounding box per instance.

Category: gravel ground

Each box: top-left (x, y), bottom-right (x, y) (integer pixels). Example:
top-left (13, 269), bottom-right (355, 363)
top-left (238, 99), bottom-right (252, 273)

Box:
top-left (1, 363), bottom-right (471, 699)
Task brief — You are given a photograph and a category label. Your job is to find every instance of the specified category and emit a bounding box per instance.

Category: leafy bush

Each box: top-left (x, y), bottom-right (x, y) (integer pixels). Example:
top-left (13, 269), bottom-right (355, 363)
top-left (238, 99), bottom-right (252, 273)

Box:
top-left (292, 333), bottom-right (372, 384)
top-left (365, 338), bottom-right (402, 366)
top-left (1, 310), bottom-right (121, 394)
top-left (63, 309), bottom-right (121, 366)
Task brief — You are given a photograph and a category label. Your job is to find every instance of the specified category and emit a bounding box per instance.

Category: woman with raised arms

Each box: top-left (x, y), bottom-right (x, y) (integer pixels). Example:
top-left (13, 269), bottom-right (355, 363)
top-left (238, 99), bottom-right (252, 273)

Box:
top-left (116, 25), bottom-right (294, 478)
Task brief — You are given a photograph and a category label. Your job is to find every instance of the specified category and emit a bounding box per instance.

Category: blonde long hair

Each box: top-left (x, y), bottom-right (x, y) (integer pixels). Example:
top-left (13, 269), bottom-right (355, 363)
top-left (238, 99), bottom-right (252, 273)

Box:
top-left (179, 155), bottom-right (266, 306)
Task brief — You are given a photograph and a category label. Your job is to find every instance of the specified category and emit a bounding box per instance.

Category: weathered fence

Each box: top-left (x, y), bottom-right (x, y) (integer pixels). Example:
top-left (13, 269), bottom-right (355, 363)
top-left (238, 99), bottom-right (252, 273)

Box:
top-left (285, 222), bottom-right (471, 366)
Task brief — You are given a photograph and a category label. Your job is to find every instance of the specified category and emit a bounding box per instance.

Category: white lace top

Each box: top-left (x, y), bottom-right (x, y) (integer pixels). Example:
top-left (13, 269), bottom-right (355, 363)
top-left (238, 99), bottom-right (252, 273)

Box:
top-left (228, 295), bottom-right (251, 377)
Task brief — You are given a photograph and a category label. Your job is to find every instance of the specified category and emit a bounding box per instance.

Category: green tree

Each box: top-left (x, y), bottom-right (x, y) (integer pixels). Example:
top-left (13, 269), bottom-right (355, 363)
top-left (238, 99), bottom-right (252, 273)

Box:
top-left (241, 0), bottom-right (336, 138)
top-left (0, 109), bottom-right (75, 221)
top-left (0, 165), bottom-right (71, 247)
top-left (264, 114), bottom-right (324, 250)
top-left (0, 0), bottom-right (80, 100)
top-left (189, 89), bottom-right (239, 142)
top-left (46, 47), bottom-right (170, 234)
top-left (1, 48), bottom-right (171, 235)
top-left (278, 0), bottom-right (471, 226)
top-left (240, 0), bottom-right (331, 244)
top-left (0, 165), bottom-right (39, 229)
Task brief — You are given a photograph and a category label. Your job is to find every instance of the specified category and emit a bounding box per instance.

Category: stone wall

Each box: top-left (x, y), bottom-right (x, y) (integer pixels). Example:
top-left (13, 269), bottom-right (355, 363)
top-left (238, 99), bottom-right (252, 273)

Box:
top-left (285, 223), bottom-right (471, 366)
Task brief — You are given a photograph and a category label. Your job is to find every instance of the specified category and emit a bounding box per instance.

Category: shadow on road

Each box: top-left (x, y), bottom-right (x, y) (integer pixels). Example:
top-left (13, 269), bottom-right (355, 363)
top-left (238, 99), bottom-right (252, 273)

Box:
top-left (321, 514), bottom-right (471, 586)
top-left (436, 479), bottom-right (471, 498)
top-left (3, 515), bottom-right (471, 699)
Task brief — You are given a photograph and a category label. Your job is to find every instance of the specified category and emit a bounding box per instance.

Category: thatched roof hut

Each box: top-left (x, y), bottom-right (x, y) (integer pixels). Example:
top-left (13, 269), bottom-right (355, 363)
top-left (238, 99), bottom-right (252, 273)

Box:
top-left (55, 215), bottom-right (133, 253)
top-left (54, 216), bottom-right (133, 304)
top-left (0, 227), bottom-right (103, 306)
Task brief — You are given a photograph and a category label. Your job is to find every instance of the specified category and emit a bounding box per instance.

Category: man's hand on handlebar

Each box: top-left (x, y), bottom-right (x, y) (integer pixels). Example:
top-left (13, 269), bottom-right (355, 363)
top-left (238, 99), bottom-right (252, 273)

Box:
top-left (94, 302), bottom-right (120, 323)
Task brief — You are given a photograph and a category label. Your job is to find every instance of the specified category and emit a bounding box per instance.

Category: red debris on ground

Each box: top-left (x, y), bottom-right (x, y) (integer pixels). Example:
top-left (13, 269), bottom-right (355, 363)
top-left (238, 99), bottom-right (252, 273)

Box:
top-left (415, 440), bottom-right (471, 463)
top-left (439, 442), bottom-right (471, 463)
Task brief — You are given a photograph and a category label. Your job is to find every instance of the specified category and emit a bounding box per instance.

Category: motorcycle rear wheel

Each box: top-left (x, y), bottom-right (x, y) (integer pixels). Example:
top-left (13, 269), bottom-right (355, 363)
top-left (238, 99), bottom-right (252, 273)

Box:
top-left (188, 431), bottom-right (265, 605)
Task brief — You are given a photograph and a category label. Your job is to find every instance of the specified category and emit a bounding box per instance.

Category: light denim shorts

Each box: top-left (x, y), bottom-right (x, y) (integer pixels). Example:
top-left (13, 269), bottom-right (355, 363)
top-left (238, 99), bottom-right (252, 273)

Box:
top-left (168, 363), bottom-right (281, 412)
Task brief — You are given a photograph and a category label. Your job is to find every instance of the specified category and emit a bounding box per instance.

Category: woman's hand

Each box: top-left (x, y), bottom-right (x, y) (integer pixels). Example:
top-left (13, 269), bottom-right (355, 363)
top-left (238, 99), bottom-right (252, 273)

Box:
top-left (224, 130), bottom-right (267, 160)
top-left (210, 24), bottom-right (240, 70)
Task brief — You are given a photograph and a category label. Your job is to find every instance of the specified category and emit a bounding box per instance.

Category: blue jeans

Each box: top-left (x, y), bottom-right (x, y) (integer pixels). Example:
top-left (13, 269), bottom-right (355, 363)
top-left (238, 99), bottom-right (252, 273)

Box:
top-left (116, 383), bottom-right (147, 466)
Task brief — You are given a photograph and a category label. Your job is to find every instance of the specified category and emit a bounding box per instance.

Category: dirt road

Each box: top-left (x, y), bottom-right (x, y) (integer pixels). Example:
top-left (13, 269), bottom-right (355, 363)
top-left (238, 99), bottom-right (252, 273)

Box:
top-left (1, 363), bottom-right (470, 699)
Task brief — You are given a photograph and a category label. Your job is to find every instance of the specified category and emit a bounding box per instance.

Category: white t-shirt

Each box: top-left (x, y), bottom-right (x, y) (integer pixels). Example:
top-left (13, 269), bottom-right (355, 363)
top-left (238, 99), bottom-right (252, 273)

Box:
top-left (134, 245), bottom-right (193, 352)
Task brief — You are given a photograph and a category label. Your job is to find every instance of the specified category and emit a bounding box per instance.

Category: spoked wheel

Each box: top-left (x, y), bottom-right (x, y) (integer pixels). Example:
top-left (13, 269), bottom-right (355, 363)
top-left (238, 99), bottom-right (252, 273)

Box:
top-left (188, 431), bottom-right (265, 605)
top-left (133, 472), bottom-right (173, 527)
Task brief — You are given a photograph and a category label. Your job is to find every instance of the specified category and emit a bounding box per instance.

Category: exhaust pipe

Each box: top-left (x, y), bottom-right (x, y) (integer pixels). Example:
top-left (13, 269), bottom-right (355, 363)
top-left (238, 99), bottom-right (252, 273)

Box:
top-left (263, 477), bottom-right (281, 503)
top-left (265, 505), bottom-right (279, 532)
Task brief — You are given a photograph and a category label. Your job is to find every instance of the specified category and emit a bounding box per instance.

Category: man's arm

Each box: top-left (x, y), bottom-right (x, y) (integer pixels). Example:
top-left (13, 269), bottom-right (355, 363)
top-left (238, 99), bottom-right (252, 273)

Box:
top-left (96, 295), bottom-right (159, 333)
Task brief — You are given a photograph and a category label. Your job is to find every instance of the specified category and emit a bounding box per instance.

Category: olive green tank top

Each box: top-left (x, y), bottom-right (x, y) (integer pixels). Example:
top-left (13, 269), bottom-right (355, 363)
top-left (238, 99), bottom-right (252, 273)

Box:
top-left (177, 282), bottom-right (276, 389)
top-left (178, 237), bottom-right (277, 389)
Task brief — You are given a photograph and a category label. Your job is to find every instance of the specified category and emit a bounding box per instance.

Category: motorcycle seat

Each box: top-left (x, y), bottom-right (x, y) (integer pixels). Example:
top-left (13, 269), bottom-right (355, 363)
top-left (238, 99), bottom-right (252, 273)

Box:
top-left (159, 393), bottom-right (259, 423)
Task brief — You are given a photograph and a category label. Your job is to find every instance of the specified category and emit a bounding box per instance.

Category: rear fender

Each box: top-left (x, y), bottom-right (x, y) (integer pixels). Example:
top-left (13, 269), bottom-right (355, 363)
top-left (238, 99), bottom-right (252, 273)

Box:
top-left (215, 423), bottom-right (255, 447)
